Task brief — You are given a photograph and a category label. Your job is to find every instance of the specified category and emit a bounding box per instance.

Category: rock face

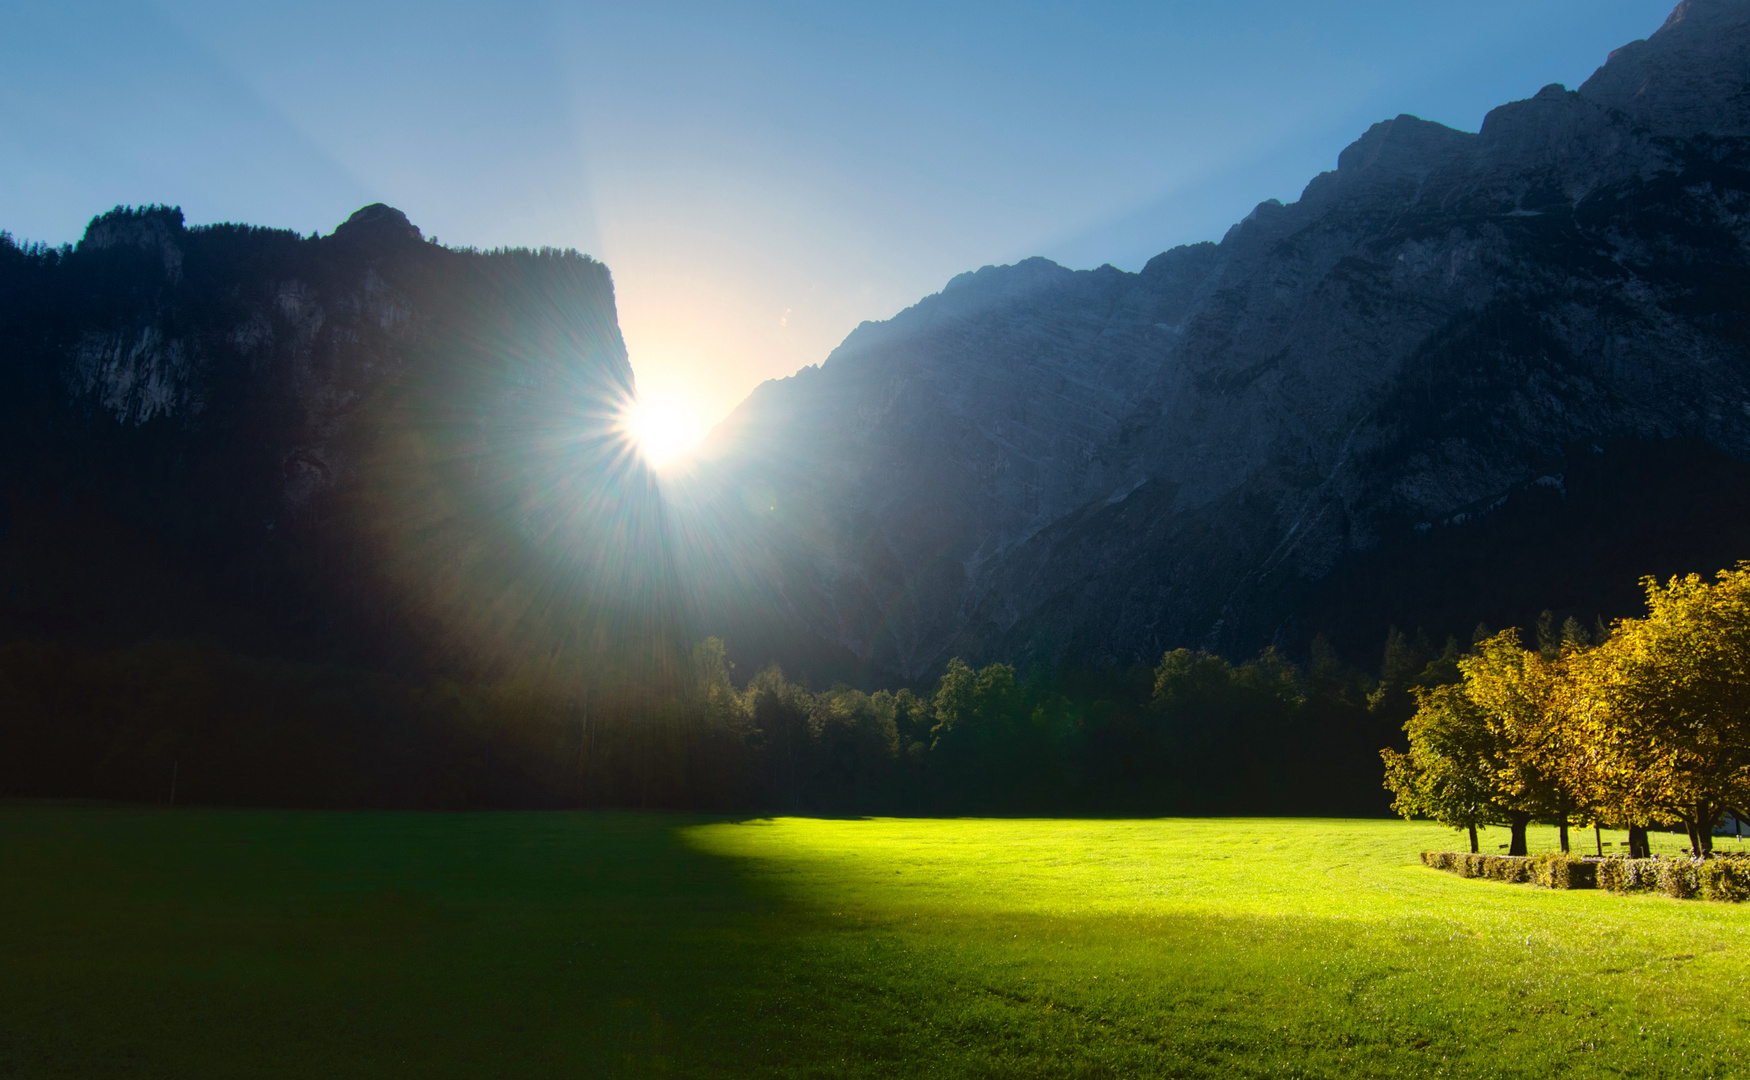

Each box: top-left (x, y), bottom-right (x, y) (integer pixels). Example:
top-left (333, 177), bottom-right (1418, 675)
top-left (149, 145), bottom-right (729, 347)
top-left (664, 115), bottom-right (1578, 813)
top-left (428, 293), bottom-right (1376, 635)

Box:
top-left (680, 0), bottom-right (1750, 679)
top-left (0, 204), bottom-right (674, 676)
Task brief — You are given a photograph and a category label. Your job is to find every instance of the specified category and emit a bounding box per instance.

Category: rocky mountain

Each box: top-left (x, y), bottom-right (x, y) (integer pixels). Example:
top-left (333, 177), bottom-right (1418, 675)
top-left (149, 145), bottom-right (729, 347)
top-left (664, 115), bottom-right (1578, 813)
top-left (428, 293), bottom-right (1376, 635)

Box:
top-left (0, 203), bottom-right (676, 683)
top-left (678, 0), bottom-right (1750, 680)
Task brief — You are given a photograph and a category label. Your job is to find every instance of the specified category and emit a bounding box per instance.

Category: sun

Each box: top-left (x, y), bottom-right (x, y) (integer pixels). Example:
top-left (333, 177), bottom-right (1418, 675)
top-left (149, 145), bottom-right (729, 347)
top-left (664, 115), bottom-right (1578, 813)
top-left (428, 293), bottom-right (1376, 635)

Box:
top-left (621, 396), bottom-right (707, 468)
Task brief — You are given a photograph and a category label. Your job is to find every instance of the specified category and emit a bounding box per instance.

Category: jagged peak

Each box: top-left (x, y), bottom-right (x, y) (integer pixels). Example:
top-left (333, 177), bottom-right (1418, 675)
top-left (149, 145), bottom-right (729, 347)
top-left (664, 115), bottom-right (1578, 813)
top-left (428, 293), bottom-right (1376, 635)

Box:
top-left (941, 255), bottom-right (1068, 295)
top-left (1334, 115), bottom-right (1476, 182)
top-left (1579, 0), bottom-right (1750, 136)
top-left (330, 203), bottom-right (424, 245)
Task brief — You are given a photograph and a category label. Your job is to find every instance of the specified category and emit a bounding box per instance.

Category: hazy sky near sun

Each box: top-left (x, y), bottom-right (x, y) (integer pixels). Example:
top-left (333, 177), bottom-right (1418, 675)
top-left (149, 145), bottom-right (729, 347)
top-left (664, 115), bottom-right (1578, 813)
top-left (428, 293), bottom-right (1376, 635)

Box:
top-left (2, 0), bottom-right (1675, 446)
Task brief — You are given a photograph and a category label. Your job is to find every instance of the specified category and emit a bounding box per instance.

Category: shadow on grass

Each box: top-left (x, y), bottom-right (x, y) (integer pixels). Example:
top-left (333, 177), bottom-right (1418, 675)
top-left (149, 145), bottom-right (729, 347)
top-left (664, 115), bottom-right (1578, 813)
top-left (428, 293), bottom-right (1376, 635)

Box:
top-left (0, 806), bottom-right (809, 1079)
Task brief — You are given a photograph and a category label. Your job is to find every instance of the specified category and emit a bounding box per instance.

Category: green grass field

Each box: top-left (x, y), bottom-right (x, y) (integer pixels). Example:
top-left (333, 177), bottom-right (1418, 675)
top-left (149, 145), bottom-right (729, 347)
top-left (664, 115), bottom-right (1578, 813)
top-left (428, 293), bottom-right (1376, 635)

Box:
top-left (1, 808), bottom-right (1745, 1078)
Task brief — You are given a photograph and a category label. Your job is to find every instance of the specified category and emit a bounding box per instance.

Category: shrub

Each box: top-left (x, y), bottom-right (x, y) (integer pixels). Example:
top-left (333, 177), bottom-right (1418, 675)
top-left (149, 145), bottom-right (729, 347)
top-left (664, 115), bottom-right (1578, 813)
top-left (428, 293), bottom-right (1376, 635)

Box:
top-left (1599, 858), bottom-right (1629, 892)
top-left (1533, 852), bottom-right (1597, 889)
top-left (1421, 851), bottom-right (1458, 871)
top-left (1657, 860), bottom-right (1701, 899)
top-left (1425, 852), bottom-right (1540, 882)
top-left (1698, 859), bottom-right (1750, 902)
top-left (1478, 855), bottom-right (1534, 883)
top-left (1598, 857), bottom-right (1665, 893)
top-left (1433, 852), bottom-right (1745, 900)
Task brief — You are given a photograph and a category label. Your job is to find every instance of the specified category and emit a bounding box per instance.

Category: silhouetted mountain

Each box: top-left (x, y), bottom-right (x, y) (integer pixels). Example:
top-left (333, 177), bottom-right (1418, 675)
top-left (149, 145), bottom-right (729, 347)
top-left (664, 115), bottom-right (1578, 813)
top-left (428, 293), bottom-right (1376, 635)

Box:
top-left (678, 0), bottom-right (1750, 680)
top-left (1, 202), bottom-right (678, 673)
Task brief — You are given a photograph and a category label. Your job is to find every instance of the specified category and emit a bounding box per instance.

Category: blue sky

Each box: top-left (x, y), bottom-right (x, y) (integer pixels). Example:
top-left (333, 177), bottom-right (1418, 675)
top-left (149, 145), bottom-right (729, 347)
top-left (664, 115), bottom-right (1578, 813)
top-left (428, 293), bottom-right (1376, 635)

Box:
top-left (0, 0), bottom-right (1677, 449)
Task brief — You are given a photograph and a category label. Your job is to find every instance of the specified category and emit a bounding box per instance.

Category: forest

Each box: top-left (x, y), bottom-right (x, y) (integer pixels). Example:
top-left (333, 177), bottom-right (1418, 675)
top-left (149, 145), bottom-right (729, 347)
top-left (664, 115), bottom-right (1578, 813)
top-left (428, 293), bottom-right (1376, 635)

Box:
top-left (1, 623), bottom-right (1439, 815)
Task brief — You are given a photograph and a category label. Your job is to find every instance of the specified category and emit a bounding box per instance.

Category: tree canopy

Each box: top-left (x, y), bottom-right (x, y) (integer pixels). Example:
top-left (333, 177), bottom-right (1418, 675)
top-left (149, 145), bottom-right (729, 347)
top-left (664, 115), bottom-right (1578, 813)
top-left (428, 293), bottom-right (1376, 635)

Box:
top-left (1385, 564), bottom-right (1750, 857)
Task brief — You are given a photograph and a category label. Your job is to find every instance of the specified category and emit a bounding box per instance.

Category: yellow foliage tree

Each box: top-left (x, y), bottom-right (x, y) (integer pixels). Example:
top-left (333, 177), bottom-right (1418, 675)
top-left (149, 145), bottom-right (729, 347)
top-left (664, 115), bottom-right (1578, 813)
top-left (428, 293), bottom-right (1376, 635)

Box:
top-left (1551, 642), bottom-right (1650, 854)
top-left (1566, 566), bottom-right (1750, 857)
top-left (1382, 683), bottom-right (1512, 853)
top-left (1456, 631), bottom-right (1581, 854)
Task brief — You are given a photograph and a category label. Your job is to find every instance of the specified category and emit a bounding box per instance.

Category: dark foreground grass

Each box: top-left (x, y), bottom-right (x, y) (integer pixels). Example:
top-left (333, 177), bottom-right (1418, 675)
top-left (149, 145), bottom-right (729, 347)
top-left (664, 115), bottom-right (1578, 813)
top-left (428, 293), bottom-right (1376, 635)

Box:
top-left (0, 808), bottom-right (1745, 1078)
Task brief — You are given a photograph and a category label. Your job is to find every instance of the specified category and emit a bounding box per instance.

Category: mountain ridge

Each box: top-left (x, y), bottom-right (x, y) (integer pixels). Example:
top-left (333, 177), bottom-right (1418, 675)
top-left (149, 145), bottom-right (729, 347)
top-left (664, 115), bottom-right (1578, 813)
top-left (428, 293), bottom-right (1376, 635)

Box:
top-left (675, 0), bottom-right (1750, 681)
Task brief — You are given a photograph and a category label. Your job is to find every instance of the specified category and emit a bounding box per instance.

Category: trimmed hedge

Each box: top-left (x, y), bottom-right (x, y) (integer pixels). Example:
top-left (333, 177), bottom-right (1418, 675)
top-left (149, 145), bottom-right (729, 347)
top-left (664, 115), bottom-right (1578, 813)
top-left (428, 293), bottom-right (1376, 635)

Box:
top-left (1534, 852), bottom-right (1597, 890)
top-left (1419, 851), bottom-right (1597, 886)
top-left (1592, 856), bottom-right (1750, 900)
top-left (1659, 860), bottom-right (1700, 899)
top-left (1421, 852), bottom-right (1750, 901)
top-left (1421, 851), bottom-right (1538, 884)
top-left (1699, 859), bottom-right (1750, 902)
top-left (1596, 858), bottom-right (1660, 894)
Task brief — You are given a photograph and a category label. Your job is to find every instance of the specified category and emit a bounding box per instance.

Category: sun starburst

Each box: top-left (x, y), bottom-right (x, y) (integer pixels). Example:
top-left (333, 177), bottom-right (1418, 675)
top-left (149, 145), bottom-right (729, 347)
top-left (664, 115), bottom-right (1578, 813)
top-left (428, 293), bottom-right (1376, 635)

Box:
top-left (619, 395), bottom-right (706, 467)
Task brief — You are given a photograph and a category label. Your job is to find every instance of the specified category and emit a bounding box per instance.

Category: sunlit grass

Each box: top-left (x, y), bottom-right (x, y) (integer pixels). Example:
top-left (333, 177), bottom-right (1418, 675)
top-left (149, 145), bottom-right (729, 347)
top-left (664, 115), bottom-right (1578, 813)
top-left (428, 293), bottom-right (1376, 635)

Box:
top-left (1, 808), bottom-right (1745, 1077)
top-left (689, 818), bottom-right (1750, 1076)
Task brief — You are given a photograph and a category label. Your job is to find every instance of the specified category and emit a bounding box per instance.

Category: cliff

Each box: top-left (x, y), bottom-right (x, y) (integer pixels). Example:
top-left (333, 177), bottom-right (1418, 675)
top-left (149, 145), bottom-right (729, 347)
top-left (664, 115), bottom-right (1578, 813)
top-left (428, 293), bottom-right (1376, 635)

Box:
top-left (0, 203), bottom-right (676, 683)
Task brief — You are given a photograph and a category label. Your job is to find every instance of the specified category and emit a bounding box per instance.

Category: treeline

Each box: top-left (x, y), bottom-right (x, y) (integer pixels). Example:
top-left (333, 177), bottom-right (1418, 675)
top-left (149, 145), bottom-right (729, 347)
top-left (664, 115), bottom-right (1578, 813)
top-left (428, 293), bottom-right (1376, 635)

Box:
top-left (1384, 564), bottom-right (1750, 859)
top-left (0, 630), bottom-right (1445, 814)
top-left (684, 640), bottom-right (1400, 815)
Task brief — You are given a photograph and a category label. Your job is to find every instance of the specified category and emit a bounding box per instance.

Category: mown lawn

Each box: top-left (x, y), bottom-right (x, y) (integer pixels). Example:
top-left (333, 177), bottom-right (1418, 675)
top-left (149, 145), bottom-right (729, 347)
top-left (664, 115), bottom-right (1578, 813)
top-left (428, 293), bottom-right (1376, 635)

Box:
top-left (0, 808), bottom-right (1744, 1078)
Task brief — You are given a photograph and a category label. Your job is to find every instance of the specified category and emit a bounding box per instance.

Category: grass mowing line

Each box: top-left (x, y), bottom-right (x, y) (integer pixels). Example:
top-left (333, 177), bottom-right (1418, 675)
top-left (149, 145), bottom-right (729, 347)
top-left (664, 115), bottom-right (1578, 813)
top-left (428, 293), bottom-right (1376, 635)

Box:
top-left (0, 808), bottom-right (1746, 1078)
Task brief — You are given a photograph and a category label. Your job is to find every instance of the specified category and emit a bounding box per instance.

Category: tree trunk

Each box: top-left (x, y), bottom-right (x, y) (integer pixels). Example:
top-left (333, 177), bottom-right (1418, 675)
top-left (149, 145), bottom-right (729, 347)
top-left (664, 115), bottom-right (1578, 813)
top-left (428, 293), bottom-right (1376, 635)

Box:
top-left (1558, 816), bottom-right (1570, 855)
top-left (1697, 804), bottom-right (1715, 857)
top-left (1628, 824), bottom-right (1649, 859)
top-left (1508, 812), bottom-right (1530, 856)
top-left (1594, 823), bottom-right (1603, 858)
top-left (1684, 818), bottom-right (1702, 859)
top-left (1468, 821), bottom-right (1479, 854)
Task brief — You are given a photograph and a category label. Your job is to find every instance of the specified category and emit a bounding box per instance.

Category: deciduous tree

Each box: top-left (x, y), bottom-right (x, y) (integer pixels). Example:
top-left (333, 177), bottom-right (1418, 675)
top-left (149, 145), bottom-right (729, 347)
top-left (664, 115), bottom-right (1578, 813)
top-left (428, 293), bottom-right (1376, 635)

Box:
top-left (1382, 683), bottom-right (1509, 853)
top-left (1461, 632), bottom-right (1582, 853)
top-left (1569, 567), bottom-right (1750, 856)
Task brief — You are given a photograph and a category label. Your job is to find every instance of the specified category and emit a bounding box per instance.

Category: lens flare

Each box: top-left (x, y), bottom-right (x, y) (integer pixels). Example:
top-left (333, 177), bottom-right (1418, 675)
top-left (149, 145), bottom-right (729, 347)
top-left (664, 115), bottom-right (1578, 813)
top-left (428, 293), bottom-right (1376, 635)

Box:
top-left (620, 396), bottom-right (706, 467)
